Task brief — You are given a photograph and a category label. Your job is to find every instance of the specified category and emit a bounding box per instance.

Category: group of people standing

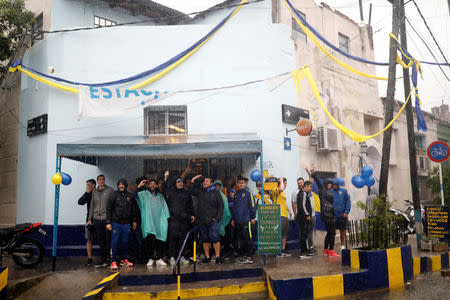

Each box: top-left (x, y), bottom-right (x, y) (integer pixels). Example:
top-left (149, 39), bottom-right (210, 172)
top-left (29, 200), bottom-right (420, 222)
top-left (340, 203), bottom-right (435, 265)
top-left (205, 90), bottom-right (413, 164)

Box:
top-left (77, 163), bottom-right (351, 270)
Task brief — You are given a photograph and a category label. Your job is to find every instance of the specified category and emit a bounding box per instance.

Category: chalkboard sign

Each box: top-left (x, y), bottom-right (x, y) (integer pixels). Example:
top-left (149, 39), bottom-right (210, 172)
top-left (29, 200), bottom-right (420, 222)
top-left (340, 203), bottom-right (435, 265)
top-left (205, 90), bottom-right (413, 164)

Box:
top-left (425, 206), bottom-right (449, 242)
top-left (258, 204), bottom-right (281, 254)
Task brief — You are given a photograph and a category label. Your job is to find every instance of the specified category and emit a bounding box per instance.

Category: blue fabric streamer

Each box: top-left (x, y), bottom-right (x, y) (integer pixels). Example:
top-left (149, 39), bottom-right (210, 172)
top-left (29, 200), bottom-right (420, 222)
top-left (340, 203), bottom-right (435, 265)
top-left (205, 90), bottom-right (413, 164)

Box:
top-left (287, 0), bottom-right (450, 67)
top-left (17, 7), bottom-right (237, 87)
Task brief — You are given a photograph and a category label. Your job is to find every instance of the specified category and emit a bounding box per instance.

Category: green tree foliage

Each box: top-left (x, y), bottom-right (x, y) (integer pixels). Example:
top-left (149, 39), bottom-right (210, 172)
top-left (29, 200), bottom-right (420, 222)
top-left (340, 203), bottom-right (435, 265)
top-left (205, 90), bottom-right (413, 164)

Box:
top-left (426, 166), bottom-right (450, 206)
top-left (0, 0), bottom-right (34, 77)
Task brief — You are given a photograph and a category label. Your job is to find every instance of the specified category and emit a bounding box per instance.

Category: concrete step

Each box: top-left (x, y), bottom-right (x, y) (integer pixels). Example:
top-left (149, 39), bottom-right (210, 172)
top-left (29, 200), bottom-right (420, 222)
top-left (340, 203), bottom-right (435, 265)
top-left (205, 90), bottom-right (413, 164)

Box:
top-left (103, 277), bottom-right (267, 299)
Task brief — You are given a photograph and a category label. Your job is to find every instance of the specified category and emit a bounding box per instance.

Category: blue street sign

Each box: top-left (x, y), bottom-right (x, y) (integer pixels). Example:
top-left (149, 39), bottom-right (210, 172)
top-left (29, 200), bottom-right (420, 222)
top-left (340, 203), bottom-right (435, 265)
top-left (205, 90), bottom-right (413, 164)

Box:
top-left (427, 141), bottom-right (449, 163)
top-left (284, 137), bottom-right (291, 151)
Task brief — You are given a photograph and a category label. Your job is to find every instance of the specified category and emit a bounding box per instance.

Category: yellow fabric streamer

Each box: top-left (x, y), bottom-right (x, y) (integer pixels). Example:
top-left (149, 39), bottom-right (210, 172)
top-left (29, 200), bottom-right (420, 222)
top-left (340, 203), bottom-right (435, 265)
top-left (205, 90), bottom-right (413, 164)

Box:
top-left (292, 65), bottom-right (412, 143)
top-left (129, 0), bottom-right (248, 89)
top-left (281, 0), bottom-right (388, 81)
top-left (9, 65), bottom-right (78, 93)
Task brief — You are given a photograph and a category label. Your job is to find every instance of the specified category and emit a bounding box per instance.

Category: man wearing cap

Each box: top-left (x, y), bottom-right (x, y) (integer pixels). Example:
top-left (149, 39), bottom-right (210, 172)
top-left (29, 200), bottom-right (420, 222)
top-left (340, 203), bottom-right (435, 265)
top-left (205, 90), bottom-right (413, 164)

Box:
top-left (332, 178), bottom-right (351, 250)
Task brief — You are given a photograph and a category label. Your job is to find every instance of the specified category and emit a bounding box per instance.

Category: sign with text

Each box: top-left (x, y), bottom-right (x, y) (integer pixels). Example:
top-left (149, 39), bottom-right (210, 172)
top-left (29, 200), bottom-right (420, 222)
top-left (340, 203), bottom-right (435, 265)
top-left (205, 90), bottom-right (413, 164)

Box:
top-left (425, 206), bottom-right (449, 242)
top-left (258, 204), bottom-right (281, 255)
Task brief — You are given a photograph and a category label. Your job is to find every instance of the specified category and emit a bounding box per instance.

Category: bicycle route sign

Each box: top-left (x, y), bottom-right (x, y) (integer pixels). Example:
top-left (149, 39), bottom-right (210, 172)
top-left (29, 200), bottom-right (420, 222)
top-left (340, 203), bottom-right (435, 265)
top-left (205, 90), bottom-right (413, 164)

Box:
top-left (427, 141), bottom-right (449, 163)
top-left (257, 204), bottom-right (281, 255)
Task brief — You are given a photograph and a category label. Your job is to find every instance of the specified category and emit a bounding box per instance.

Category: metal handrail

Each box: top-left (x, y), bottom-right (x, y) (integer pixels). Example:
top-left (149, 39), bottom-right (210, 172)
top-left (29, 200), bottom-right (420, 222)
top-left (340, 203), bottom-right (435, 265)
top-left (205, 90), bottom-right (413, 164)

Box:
top-left (172, 226), bottom-right (199, 276)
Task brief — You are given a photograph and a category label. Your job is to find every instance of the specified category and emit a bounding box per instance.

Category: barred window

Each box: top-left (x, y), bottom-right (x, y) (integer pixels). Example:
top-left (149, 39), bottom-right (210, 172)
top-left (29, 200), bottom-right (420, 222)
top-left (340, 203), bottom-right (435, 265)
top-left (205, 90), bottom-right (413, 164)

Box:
top-left (144, 106), bottom-right (187, 135)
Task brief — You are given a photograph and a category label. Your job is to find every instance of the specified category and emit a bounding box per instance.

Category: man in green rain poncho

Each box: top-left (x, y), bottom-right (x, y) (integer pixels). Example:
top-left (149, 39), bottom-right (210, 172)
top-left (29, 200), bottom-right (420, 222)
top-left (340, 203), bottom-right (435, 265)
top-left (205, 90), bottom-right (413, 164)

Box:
top-left (135, 178), bottom-right (170, 267)
top-left (213, 180), bottom-right (232, 237)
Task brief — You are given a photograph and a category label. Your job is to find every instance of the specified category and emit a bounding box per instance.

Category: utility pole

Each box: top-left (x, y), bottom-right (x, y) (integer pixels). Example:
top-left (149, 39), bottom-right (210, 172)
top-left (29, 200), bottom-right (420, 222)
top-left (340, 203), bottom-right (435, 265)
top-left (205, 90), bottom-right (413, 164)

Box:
top-left (378, 0), bottom-right (401, 200)
top-left (359, 0), bottom-right (364, 21)
top-left (399, 0), bottom-right (422, 247)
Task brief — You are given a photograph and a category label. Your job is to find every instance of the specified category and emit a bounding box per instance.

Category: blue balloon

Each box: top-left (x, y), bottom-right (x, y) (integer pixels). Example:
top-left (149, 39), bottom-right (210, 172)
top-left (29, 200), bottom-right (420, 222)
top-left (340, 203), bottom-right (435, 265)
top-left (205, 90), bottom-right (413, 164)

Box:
top-left (61, 172), bottom-right (72, 185)
top-left (250, 170), bottom-right (262, 182)
top-left (338, 177), bottom-right (345, 186)
top-left (361, 166), bottom-right (373, 179)
top-left (365, 176), bottom-right (375, 187)
top-left (351, 175), bottom-right (365, 189)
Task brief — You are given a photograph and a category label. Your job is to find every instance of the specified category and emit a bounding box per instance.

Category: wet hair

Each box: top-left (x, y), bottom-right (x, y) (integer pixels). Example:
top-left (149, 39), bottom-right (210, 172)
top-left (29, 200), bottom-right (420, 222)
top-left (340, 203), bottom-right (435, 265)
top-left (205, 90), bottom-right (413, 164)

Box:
top-left (203, 176), bottom-right (213, 181)
top-left (97, 174), bottom-right (105, 180)
top-left (136, 176), bottom-right (147, 185)
top-left (304, 181), bottom-right (312, 187)
top-left (86, 179), bottom-right (96, 185)
top-left (148, 178), bottom-right (158, 184)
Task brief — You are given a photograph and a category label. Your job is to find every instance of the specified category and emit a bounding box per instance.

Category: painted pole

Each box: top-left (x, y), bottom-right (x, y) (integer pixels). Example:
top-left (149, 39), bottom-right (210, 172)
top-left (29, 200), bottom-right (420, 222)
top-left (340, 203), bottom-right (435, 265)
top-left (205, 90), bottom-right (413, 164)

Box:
top-left (260, 152), bottom-right (264, 204)
top-left (439, 163), bottom-right (445, 206)
top-left (52, 156), bottom-right (62, 272)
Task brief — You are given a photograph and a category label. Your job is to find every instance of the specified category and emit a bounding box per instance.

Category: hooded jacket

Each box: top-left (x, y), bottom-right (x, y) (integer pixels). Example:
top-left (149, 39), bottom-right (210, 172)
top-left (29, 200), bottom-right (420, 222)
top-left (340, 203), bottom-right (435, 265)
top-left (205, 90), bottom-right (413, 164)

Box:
top-left (88, 184), bottom-right (115, 222)
top-left (231, 186), bottom-right (256, 224)
top-left (162, 180), bottom-right (194, 222)
top-left (311, 173), bottom-right (334, 220)
top-left (106, 179), bottom-right (139, 225)
top-left (332, 186), bottom-right (351, 217)
top-left (190, 180), bottom-right (224, 226)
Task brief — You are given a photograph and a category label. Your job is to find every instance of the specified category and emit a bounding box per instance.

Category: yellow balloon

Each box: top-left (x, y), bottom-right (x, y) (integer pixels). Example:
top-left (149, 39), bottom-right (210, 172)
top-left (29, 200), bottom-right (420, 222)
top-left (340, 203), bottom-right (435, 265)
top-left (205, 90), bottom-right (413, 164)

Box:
top-left (52, 172), bottom-right (63, 185)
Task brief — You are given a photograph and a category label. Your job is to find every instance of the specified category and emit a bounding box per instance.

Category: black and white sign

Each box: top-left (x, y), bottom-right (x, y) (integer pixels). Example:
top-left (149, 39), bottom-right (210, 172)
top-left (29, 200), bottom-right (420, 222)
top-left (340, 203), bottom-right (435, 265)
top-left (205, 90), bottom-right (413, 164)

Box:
top-left (282, 104), bottom-right (309, 125)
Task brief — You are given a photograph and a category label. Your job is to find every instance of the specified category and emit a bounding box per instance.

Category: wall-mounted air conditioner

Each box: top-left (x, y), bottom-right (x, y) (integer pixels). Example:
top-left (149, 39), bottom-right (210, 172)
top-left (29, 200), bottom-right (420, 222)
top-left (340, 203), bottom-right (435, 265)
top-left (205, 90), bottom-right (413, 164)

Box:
top-left (317, 126), bottom-right (342, 152)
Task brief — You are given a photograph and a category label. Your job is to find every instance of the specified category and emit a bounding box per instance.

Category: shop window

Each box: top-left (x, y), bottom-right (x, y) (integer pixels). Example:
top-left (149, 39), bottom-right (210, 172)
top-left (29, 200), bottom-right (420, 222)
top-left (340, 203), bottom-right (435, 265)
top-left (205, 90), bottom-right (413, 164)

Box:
top-left (292, 11), bottom-right (307, 43)
top-left (144, 106), bottom-right (187, 135)
top-left (94, 15), bottom-right (117, 27)
top-left (338, 33), bottom-right (349, 54)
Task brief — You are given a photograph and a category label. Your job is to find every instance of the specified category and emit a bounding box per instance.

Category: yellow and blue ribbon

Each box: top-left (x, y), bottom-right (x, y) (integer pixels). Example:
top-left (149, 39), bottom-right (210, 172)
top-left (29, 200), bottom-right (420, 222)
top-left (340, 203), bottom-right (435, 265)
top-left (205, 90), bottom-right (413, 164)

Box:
top-left (292, 65), bottom-right (413, 143)
top-left (9, 0), bottom-right (248, 91)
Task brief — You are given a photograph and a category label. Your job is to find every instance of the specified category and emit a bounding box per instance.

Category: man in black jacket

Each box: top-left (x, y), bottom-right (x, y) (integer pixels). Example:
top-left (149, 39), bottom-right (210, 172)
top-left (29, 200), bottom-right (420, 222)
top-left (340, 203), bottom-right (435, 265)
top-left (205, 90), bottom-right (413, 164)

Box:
top-left (78, 179), bottom-right (96, 266)
top-left (106, 179), bottom-right (139, 270)
top-left (162, 171), bottom-right (195, 265)
top-left (190, 174), bottom-right (224, 264)
top-left (297, 181), bottom-right (313, 258)
top-left (311, 170), bottom-right (339, 257)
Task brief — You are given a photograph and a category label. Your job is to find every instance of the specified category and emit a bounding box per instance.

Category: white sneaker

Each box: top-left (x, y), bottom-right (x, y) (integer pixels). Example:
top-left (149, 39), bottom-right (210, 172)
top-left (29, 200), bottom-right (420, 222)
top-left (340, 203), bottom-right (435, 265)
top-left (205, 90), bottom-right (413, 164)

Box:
top-left (169, 257), bottom-right (176, 266)
top-left (180, 257), bottom-right (189, 265)
top-left (156, 259), bottom-right (167, 266)
top-left (341, 245), bottom-right (346, 250)
top-left (146, 259), bottom-right (154, 267)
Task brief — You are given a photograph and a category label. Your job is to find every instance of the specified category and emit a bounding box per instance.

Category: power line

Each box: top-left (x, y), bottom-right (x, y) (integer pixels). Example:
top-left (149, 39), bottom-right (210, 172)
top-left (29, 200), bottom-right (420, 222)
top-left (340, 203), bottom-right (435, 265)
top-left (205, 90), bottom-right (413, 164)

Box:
top-left (39, 0), bottom-right (265, 35)
top-left (405, 17), bottom-right (450, 82)
top-left (411, 0), bottom-right (450, 68)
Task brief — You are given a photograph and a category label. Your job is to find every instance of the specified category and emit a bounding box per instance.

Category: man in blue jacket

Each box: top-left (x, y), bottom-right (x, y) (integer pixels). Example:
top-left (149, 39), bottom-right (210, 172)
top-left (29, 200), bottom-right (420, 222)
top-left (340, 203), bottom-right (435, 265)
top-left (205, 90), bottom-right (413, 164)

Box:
top-left (331, 178), bottom-right (351, 250)
top-left (231, 178), bottom-right (256, 264)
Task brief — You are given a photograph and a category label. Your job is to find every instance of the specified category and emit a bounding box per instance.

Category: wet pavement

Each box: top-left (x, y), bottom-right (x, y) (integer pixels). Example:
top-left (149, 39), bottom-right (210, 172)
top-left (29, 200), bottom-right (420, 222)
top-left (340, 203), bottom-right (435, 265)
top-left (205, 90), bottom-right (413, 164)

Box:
top-left (3, 231), bottom-right (449, 299)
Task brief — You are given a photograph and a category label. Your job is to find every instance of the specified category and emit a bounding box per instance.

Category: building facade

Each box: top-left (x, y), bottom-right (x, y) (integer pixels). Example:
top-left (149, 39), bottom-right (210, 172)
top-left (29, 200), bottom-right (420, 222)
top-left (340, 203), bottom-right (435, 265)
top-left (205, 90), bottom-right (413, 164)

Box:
top-left (1, 0), bottom-right (445, 233)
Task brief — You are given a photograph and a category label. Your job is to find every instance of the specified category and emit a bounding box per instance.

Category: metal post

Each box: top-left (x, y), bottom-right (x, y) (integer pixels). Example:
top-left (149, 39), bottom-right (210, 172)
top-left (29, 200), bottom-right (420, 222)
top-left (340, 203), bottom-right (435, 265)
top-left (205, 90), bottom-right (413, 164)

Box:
top-left (52, 156), bottom-right (62, 272)
top-left (439, 163), bottom-right (445, 206)
top-left (193, 240), bottom-right (197, 273)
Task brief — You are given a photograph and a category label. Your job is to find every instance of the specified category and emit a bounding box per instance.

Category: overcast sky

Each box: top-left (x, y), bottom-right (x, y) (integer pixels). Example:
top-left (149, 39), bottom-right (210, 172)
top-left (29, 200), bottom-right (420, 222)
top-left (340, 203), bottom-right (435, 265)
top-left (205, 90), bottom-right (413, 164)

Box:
top-left (154, 0), bottom-right (449, 111)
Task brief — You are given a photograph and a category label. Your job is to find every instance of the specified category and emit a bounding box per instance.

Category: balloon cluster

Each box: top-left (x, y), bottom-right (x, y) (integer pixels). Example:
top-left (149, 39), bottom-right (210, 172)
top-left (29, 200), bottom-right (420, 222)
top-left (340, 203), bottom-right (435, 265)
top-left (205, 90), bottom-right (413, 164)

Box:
top-left (351, 166), bottom-right (375, 189)
top-left (51, 172), bottom-right (72, 185)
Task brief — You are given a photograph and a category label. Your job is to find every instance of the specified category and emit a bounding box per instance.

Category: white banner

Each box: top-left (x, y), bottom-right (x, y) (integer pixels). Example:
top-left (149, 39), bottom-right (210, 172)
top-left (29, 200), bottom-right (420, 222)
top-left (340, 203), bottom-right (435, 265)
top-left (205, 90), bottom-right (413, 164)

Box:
top-left (78, 86), bottom-right (174, 119)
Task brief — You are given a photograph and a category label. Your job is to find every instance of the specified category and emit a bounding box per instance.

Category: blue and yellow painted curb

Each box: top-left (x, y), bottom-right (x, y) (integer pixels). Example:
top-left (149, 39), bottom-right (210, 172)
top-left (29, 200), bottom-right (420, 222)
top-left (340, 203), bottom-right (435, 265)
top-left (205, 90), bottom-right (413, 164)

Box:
top-left (82, 271), bottom-right (119, 300)
top-left (0, 267), bottom-right (7, 300)
top-left (102, 281), bottom-right (266, 300)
